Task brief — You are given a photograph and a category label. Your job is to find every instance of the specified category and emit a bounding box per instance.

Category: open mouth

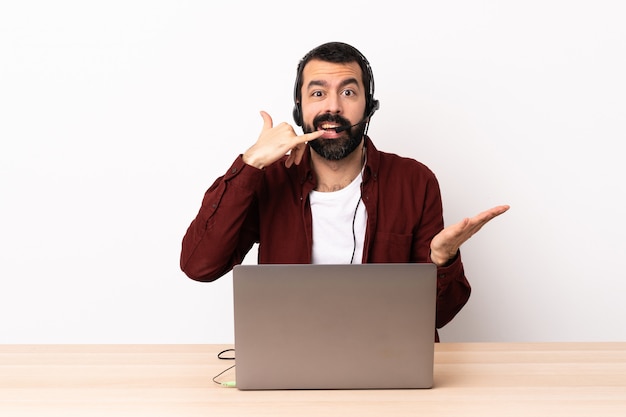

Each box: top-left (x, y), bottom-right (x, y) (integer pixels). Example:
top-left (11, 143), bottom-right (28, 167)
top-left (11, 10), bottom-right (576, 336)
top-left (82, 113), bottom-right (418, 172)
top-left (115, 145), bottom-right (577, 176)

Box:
top-left (320, 122), bottom-right (341, 131)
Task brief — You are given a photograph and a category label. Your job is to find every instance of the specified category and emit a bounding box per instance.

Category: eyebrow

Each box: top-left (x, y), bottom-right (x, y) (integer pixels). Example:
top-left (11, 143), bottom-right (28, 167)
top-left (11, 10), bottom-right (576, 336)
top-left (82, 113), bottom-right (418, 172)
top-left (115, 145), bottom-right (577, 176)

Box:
top-left (306, 77), bottom-right (360, 91)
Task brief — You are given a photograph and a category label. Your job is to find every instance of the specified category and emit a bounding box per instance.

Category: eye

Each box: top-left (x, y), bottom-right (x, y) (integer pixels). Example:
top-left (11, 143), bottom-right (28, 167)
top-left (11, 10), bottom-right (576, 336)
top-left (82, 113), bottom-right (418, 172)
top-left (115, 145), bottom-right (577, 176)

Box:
top-left (311, 90), bottom-right (324, 98)
top-left (342, 89), bottom-right (356, 97)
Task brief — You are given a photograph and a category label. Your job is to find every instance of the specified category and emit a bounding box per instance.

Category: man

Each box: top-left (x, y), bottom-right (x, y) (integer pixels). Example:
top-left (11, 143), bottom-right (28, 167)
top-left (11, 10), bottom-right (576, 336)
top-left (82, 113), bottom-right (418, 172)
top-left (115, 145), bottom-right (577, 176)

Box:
top-left (180, 42), bottom-right (509, 336)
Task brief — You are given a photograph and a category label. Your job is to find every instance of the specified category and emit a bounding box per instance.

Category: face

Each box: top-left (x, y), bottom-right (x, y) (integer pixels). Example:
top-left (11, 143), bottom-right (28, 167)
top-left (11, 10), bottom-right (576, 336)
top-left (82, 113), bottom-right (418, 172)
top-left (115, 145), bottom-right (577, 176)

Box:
top-left (299, 60), bottom-right (368, 160)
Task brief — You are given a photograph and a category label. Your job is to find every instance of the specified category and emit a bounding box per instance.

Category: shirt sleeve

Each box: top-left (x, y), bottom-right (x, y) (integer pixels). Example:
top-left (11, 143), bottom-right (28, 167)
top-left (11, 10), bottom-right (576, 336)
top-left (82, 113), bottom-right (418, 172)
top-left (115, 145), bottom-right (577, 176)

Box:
top-left (433, 251), bottom-right (471, 329)
top-left (180, 155), bottom-right (264, 282)
top-left (417, 168), bottom-right (471, 331)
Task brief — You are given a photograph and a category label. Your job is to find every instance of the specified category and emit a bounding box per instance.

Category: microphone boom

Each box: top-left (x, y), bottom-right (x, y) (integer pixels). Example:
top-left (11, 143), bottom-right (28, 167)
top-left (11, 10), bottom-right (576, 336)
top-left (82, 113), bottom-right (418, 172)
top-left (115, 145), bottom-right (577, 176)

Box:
top-left (332, 118), bottom-right (367, 133)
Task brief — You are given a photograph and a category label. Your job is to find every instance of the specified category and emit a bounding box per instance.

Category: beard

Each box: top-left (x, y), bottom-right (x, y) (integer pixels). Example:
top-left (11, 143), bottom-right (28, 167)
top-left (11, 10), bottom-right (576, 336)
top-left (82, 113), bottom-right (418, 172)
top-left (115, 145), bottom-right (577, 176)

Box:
top-left (303, 114), bottom-right (366, 161)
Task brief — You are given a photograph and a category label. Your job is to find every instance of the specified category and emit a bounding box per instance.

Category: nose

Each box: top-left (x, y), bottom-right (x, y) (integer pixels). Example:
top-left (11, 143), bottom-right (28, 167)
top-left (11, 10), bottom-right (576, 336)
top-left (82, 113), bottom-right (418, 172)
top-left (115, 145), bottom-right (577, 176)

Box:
top-left (323, 92), bottom-right (342, 115)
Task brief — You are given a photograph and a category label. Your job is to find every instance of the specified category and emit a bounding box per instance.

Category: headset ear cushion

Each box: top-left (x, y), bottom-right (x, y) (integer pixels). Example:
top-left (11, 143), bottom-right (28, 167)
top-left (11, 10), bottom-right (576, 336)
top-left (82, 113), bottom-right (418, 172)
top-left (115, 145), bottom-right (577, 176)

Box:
top-left (292, 103), bottom-right (302, 126)
top-left (370, 99), bottom-right (380, 115)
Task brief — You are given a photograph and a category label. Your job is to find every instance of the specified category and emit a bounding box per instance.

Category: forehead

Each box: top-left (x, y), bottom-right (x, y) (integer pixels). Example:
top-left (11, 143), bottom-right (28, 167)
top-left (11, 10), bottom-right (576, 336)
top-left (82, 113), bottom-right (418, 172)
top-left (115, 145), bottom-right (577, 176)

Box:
top-left (301, 59), bottom-right (364, 89)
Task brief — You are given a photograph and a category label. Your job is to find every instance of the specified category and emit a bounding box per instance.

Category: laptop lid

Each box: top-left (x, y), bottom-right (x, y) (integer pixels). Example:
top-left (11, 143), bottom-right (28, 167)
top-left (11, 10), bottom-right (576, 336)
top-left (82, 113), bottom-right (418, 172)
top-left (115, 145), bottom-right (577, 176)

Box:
top-left (232, 263), bottom-right (437, 390)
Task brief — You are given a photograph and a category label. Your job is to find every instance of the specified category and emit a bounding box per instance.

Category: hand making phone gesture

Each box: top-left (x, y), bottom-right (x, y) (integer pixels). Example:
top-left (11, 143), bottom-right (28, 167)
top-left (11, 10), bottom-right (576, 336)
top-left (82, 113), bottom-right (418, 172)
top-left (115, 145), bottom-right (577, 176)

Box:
top-left (243, 111), bottom-right (325, 169)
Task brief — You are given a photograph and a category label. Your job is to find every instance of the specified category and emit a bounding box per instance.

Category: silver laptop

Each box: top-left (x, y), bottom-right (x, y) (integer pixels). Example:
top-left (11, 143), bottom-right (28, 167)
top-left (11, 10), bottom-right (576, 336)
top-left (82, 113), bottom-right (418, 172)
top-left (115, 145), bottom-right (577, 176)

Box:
top-left (232, 263), bottom-right (437, 390)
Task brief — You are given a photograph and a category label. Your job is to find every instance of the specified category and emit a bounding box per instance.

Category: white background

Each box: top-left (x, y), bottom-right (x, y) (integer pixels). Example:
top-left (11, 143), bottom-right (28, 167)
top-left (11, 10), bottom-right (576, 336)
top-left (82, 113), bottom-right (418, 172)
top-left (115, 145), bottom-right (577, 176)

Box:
top-left (1, 1), bottom-right (625, 343)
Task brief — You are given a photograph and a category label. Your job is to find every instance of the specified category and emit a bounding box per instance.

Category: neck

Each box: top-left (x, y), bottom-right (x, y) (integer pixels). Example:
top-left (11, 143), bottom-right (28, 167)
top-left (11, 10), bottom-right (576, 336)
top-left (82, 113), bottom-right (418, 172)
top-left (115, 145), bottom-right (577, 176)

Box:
top-left (311, 142), bottom-right (365, 192)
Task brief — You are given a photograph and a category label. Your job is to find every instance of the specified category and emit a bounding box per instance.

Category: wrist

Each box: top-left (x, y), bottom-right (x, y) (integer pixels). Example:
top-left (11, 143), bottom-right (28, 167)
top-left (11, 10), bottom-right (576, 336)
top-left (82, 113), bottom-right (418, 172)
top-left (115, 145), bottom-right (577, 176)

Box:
top-left (430, 249), bottom-right (458, 267)
top-left (242, 152), bottom-right (264, 170)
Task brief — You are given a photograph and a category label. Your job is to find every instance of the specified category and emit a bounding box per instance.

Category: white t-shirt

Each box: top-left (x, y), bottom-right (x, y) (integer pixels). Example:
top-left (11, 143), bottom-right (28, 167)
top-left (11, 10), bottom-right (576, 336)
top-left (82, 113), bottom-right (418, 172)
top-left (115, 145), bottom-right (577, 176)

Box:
top-left (310, 173), bottom-right (367, 264)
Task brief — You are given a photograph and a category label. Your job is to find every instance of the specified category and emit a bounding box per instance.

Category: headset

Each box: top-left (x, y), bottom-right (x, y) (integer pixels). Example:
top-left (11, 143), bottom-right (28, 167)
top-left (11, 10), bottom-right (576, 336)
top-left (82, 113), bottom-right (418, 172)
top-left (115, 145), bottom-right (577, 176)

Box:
top-left (292, 43), bottom-right (380, 127)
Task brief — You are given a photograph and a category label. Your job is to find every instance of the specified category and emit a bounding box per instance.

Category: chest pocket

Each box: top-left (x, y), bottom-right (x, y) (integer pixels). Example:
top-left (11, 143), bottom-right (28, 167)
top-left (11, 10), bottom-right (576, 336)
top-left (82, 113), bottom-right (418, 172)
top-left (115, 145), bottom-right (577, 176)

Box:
top-left (370, 231), bottom-right (413, 262)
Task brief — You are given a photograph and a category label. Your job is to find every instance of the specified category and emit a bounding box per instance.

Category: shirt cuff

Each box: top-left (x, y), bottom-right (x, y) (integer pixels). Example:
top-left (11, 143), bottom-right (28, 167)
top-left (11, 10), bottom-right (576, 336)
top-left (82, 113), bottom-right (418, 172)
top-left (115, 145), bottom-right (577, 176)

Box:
top-left (224, 155), bottom-right (265, 190)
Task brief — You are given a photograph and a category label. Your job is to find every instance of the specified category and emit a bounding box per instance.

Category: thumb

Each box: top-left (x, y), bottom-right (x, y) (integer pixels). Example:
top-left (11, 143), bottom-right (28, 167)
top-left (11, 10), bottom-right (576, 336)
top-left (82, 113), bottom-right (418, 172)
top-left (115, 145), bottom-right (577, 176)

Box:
top-left (259, 110), bottom-right (273, 131)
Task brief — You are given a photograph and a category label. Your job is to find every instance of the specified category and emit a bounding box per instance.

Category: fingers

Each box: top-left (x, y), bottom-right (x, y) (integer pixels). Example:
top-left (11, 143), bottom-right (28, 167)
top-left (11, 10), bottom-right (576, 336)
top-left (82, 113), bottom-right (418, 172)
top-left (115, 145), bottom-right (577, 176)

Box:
top-left (285, 130), bottom-right (325, 167)
top-left (461, 204), bottom-right (510, 237)
top-left (303, 130), bottom-right (325, 142)
top-left (287, 129), bottom-right (325, 152)
top-left (431, 204), bottom-right (509, 264)
top-left (285, 144), bottom-right (305, 168)
top-left (474, 205), bottom-right (510, 225)
top-left (484, 204), bottom-right (510, 216)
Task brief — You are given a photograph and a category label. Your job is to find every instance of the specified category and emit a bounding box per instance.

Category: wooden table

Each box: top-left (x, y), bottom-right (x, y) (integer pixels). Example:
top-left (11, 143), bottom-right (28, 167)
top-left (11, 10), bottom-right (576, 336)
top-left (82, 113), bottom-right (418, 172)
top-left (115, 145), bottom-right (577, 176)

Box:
top-left (2, 343), bottom-right (625, 416)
